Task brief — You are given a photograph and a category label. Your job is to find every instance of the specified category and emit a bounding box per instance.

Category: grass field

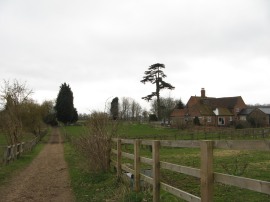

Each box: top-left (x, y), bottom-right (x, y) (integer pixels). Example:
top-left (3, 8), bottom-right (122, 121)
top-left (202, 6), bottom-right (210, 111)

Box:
top-left (63, 123), bottom-right (270, 202)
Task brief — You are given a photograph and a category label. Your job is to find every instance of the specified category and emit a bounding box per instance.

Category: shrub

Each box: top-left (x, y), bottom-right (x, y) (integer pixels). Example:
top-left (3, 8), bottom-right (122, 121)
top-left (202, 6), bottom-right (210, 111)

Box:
top-left (73, 111), bottom-right (119, 172)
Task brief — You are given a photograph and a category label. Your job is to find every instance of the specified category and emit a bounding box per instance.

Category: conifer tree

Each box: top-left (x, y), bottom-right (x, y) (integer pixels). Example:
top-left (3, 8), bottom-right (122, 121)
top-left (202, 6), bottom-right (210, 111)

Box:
top-left (141, 63), bottom-right (175, 120)
top-left (55, 83), bottom-right (77, 124)
top-left (110, 97), bottom-right (119, 120)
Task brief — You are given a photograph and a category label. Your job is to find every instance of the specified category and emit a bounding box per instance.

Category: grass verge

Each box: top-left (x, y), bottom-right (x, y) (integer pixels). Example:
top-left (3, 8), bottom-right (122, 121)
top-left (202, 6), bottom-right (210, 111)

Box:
top-left (0, 130), bottom-right (49, 186)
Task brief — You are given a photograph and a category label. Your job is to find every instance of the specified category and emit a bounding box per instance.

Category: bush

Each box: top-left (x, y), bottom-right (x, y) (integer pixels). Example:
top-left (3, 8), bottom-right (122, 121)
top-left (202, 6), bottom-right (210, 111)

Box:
top-left (73, 111), bottom-right (119, 172)
top-left (235, 121), bottom-right (251, 129)
top-left (149, 114), bottom-right (158, 122)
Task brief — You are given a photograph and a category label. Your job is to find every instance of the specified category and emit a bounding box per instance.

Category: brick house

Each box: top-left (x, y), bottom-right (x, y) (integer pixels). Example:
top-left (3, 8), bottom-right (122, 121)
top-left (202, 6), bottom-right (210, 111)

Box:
top-left (239, 107), bottom-right (270, 127)
top-left (171, 88), bottom-right (247, 127)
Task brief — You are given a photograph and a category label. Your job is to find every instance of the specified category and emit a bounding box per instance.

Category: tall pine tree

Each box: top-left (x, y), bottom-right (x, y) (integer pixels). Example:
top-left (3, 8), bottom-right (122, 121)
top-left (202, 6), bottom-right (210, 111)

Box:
top-left (141, 63), bottom-right (175, 120)
top-left (55, 83), bottom-right (77, 124)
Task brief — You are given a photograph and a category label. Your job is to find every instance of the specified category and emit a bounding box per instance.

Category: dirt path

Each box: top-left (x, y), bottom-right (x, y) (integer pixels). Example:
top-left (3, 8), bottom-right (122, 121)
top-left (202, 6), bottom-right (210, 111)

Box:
top-left (0, 128), bottom-right (75, 202)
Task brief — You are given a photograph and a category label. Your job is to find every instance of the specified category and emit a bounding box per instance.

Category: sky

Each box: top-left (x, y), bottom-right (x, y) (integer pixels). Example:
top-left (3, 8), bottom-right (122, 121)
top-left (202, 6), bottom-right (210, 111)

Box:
top-left (1, 0), bottom-right (270, 114)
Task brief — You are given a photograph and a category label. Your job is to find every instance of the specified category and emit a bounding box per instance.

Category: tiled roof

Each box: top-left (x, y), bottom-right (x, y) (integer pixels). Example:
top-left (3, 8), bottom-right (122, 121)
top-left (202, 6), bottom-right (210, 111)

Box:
top-left (239, 108), bottom-right (254, 115)
top-left (171, 94), bottom-right (245, 118)
top-left (171, 109), bottom-right (185, 117)
top-left (201, 96), bottom-right (244, 109)
top-left (239, 107), bottom-right (270, 115)
top-left (214, 107), bottom-right (234, 116)
top-left (259, 107), bottom-right (270, 115)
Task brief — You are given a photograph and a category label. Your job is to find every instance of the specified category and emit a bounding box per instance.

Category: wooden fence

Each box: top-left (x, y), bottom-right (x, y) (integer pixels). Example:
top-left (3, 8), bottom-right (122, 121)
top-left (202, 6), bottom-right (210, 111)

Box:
top-left (111, 138), bottom-right (270, 202)
top-left (1, 134), bottom-right (44, 166)
top-left (120, 127), bottom-right (270, 140)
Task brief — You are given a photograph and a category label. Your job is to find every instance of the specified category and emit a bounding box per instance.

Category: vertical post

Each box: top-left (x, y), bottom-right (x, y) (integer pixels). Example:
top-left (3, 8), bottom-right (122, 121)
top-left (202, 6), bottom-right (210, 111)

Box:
top-left (16, 143), bottom-right (20, 158)
top-left (152, 140), bottom-right (160, 202)
top-left (200, 140), bottom-right (214, 202)
top-left (11, 145), bottom-right (15, 160)
top-left (134, 140), bottom-right (141, 192)
top-left (117, 139), bottom-right (122, 179)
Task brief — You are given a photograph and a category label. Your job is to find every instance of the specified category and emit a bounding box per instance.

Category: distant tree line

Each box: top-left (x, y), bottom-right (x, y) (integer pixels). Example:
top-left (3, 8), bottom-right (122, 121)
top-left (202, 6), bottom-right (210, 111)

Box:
top-left (109, 97), bottom-right (146, 121)
top-left (109, 96), bottom-right (184, 123)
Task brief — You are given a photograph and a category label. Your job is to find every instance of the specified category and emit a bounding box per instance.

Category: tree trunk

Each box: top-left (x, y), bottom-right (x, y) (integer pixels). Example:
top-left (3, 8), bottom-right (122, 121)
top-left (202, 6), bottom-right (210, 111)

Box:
top-left (156, 82), bottom-right (161, 120)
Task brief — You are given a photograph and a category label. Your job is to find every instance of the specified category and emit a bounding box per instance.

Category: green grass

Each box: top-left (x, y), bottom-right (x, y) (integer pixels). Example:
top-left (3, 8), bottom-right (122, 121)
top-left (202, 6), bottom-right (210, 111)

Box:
top-left (0, 132), bottom-right (49, 186)
top-left (63, 124), bottom-right (270, 201)
top-left (118, 122), bottom-right (178, 139)
top-left (0, 134), bottom-right (6, 145)
top-left (64, 142), bottom-right (119, 201)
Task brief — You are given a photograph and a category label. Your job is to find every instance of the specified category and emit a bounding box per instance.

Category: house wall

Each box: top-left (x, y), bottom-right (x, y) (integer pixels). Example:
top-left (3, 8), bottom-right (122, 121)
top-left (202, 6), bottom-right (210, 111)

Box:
top-left (248, 109), bottom-right (269, 127)
top-left (234, 97), bottom-right (247, 119)
top-left (216, 116), bottom-right (234, 127)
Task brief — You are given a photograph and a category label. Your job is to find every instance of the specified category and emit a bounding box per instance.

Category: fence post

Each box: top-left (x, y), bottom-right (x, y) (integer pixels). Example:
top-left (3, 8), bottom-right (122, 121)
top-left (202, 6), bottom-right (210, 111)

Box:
top-left (200, 140), bottom-right (214, 202)
top-left (21, 142), bottom-right (24, 154)
top-left (153, 140), bottom-right (160, 202)
top-left (3, 146), bottom-right (10, 165)
top-left (117, 139), bottom-right (122, 179)
top-left (134, 139), bottom-right (141, 192)
top-left (11, 145), bottom-right (15, 161)
top-left (16, 143), bottom-right (20, 158)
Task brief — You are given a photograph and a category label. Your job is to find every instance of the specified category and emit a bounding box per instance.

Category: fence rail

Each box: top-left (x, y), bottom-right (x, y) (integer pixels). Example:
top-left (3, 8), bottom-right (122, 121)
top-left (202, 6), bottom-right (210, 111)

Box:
top-left (111, 138), bottom-right (270, 202)
top-left (121, 127), bottom-right (270, 140)
top-left (1, 133), bottom-right (45, 166)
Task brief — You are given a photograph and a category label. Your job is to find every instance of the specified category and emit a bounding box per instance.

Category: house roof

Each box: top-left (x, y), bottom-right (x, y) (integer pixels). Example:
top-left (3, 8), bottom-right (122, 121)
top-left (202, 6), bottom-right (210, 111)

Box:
top-left (201, 96), bottom-right (244, 109)
top-left (213, 107), bottom-right (234, 116)
top-left (259, 107), bottom-right (270, 115)
top-left (239, 108), bottom-right (254, 115)
top-left (239, 107), bottom-right (270, 115)
top-left (171, 109), bottom-right (185, 117)
top-left (172, 92), bottom-right (245, 118)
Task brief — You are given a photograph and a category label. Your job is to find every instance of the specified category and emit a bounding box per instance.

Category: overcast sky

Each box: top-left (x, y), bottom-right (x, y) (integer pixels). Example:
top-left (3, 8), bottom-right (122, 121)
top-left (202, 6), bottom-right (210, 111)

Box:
top-left (1, 0), bottom-right (269, 113)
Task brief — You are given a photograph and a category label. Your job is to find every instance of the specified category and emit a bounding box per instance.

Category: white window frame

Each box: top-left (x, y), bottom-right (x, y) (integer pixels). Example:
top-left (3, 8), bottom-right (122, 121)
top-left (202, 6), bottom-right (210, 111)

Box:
top-left (218, 117), bottom-right (225, 125)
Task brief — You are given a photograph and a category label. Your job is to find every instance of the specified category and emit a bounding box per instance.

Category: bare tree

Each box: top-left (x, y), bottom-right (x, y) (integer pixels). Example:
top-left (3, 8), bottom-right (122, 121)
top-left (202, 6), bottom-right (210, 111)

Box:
top-left (0, 80), bottom-right (33, 144)
top-left (119, 97), bottom-right (142, 121)
top-left (150, 96), bottom-right (180, 124)
top-left (131, 100), bottom-right (142, 121)
top-left (120, 97), bottom-right (131, 120)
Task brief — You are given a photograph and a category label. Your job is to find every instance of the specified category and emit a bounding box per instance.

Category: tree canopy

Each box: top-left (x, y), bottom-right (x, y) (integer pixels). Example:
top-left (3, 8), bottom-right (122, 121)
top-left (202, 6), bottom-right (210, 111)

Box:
top-left (141, 63), bottom-right (175, 120)
top-left (55, 83), bottom-right (78, 124)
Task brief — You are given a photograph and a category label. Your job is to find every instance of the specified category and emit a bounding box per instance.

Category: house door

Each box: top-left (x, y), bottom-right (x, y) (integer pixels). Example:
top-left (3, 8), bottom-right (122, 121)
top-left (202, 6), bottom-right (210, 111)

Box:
top-left (218, 117), bottom-right (225, 126)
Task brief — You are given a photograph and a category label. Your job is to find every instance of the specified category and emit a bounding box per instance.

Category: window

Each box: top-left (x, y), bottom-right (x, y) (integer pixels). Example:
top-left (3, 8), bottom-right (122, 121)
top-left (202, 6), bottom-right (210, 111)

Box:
top-left (218, 117), bottom-right (225, 125)
top-left (240, 116), bottom-right (246, 121)
top-left (207, 117), bottom-right (211, 122)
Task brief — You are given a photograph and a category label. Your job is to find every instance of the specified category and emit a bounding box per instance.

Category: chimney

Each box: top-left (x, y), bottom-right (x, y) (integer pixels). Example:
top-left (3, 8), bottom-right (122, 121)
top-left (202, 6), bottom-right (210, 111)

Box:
top-left (201, 88), bottom-right (206, 98)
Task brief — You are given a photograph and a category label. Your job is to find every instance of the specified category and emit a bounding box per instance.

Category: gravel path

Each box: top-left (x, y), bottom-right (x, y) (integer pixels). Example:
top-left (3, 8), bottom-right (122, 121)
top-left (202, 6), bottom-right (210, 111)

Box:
top-left (0, 128), bottom-right (75, 202)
